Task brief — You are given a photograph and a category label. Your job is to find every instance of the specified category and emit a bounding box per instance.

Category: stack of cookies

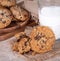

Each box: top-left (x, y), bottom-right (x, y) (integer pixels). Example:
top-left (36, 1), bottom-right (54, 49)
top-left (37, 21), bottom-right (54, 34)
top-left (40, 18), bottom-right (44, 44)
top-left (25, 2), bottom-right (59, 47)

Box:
top-left (0, 0), bottom-right (36, 41)
top-left (0, 0), bottom-right (30, 29)
top-left (13, 26), bottom-right (55, 55)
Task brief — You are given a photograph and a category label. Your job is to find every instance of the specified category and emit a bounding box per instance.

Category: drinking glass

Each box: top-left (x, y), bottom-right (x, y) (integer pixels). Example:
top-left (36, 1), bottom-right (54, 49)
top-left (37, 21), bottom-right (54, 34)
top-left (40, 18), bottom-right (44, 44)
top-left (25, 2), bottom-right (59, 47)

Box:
top-left (38, 0), bottom-right (60, 39)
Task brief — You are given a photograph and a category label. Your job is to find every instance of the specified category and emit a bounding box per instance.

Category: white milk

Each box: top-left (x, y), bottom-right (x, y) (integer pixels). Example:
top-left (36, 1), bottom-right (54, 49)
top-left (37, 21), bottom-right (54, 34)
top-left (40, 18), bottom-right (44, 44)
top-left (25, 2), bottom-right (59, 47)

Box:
top-left (39, 6), bottom-right (60, 39)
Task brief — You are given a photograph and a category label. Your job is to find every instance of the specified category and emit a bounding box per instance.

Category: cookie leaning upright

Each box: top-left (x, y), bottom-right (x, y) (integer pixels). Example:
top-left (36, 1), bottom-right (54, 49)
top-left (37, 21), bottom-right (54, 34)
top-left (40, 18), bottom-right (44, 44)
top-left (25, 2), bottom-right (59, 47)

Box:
top-left (30, 26), bottom-right (55, 53)
top-left (13, 37), bottom-right (31, 54)
top-left (13, 32), bottom-right (31, 54)
top-left (18, 37), bottom-right (31, 54)
top-left (0, 7), bottom-right (13, 29)
top-left (10, 5), bottom-right (30, 22)
top-left (0, 0), bottom-right (16, 7)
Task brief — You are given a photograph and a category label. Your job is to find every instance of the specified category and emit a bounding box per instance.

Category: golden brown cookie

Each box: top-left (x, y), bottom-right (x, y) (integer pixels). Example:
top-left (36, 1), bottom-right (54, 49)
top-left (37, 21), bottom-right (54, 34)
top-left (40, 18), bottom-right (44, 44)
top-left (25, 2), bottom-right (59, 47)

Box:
top-left (14, 32), bottom-right (25, 39)
top-left (0, 0), bottom-right (16, 7)
top-left (30, 26), bottom-right (55, 53)
top-left (13, 32), bottom-right (31, 54)
top-left (0, 7), bottom-right (13, 29)
top-left (10, 5), bottom-right (30, 21)
top-left (13, 32), bottom-right (26, 51)
top-left (18, 37), bottom-right (31, 54)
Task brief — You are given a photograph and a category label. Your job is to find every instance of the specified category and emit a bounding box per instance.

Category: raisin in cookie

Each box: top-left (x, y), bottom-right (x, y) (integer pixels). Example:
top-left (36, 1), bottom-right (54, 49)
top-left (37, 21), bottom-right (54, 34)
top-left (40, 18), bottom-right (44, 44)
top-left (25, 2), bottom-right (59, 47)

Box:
top-left (0, 7), bottom-right (13, 29)
top-left (10, 5), bottom-right (30, 21)
top-left (13, 32), bottom-right (31, 54)
top-left (0, 0), bottom-right (16, 7)
top-left (30, 26), bottom-right (55, 53)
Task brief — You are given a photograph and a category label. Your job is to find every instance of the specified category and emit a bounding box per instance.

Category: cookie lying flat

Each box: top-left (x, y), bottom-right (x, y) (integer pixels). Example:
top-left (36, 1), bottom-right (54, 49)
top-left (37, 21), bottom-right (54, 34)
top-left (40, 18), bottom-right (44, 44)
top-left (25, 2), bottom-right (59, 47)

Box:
top-left (10, 5), bottom-right (30, 21)
top-left (0, 7), bottom-right (13, 29)
top-left (13, 32), bottom-right (31, 54)
top-left (30, 26), bottom-right (55, 53)
top-left (0, 0), bottom-right (16, 7)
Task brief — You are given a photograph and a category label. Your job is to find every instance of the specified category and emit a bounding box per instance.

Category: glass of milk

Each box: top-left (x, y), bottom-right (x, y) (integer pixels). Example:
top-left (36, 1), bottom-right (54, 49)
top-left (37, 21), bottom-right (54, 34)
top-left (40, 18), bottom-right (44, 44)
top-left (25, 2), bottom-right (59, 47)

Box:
top-left (38, 0), bottom-right (60, 39)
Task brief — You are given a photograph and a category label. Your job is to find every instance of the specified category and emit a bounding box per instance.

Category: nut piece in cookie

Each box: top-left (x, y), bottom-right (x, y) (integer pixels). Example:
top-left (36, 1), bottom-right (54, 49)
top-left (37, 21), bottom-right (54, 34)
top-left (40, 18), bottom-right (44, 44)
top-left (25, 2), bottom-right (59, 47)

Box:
top-left (0, 7), bottom-right (13, 28)
top-left (10, 5), bottom-right (30, 21)
top-left (30, 26), bottom-right (55, 53)
top-left (0, 0), bottom-right (16, 7)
